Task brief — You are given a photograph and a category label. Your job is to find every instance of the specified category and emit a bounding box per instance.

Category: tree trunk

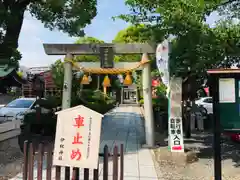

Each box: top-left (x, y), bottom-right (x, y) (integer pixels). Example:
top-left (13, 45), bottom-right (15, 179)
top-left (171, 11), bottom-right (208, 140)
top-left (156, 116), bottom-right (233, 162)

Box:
top-left (182, 74), bottom-right (198, 138)
top-left (184, 100), bottom-right (192, 138)
top-left (0, 3), bottom-right (26, 63)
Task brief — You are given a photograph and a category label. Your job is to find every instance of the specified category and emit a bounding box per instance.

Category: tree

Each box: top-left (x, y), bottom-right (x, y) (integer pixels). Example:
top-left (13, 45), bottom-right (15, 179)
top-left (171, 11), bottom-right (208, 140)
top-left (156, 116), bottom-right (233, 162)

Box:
top-left (0, 0), bottom-right (97, 66)
top-left (119, 0), bottom-right (240, 137)
top-left (113, 24), bottom-right (150, 62)
top-left (113, 24), bottom-right (157, 71)
top-left (218, 0), bottom-right (240, 19)
top-left (113, 24), bottom-right (151, 43)
top-left (50, 58), bottom-right (84, 106)
top-left (119, 0), bottom-right (240, 87)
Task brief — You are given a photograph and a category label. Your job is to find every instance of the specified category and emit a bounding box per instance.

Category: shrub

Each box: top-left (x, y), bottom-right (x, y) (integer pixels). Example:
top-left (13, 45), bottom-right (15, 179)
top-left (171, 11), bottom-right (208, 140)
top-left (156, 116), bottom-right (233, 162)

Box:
top-left (22, 109), bottom-right (57, 136)
top-left (79, 89), bottom-right (116, 114)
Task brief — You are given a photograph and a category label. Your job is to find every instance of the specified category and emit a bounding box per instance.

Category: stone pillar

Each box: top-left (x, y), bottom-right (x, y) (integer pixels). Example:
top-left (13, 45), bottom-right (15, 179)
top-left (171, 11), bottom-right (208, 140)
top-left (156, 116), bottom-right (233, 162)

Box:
top-left (142, 53), bottom-right (155, 147)
top-left (136, 89), bottom-right (139, 104)
top-left (121, 88), bottom-right (124, 104)
top-left (62, 53), bottom-right (73, 109)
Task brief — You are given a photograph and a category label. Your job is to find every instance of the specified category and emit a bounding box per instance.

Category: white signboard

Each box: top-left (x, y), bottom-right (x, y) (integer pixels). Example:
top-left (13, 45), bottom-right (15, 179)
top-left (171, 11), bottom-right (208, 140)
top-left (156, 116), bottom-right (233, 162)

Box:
top-left (219, 78), bottom-right (235, 103)
top-left (53, 105), bottom-right (103, 169)
top-left (156, 39), bottom-right (170, 88)
top-left (169, 117), bottom-right (184, 152)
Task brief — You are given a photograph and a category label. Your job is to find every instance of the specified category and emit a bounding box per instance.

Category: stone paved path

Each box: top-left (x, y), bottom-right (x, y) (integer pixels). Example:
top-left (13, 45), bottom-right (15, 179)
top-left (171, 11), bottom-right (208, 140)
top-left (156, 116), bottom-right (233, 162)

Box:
top-left (11, 106), bottom-right (158, 180)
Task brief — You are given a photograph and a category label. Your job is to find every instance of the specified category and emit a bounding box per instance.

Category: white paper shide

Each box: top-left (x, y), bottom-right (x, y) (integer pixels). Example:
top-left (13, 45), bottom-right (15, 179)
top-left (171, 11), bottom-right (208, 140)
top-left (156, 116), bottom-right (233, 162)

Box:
top-left (53, 105), bottom-right (103, 169)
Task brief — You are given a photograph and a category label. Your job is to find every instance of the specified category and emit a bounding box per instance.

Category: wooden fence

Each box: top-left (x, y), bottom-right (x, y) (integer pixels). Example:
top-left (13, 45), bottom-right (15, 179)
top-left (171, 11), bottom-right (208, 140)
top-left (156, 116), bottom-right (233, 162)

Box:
top-left (23, 141), bottom-right (124, 180)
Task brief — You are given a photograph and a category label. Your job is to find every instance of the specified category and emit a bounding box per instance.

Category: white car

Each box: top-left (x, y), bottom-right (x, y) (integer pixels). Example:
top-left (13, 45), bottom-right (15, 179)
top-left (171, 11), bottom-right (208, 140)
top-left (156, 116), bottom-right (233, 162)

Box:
top-left (195, 97), bottom-right (213, 114)
top-left (0, 97), bottom-right (37, 124)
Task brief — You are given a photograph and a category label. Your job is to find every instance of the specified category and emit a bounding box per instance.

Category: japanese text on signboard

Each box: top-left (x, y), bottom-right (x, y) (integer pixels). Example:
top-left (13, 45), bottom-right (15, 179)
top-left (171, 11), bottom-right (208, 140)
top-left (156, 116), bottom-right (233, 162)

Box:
top-left (170, 117), bottom-right (183, 151)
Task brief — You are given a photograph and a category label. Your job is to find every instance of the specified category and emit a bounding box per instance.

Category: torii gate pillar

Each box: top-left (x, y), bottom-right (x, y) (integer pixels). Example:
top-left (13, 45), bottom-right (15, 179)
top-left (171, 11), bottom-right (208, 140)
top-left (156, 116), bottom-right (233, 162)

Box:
top-left (142, 53), bottom-right (155, 147)
top-left (62, 53), bottom-right (73, 110)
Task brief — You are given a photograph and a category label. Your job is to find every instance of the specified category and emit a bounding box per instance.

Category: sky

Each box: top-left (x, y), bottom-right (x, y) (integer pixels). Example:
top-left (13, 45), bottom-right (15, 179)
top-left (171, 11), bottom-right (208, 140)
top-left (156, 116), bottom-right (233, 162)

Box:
top-left (18, 0), bottom-right (220, 68)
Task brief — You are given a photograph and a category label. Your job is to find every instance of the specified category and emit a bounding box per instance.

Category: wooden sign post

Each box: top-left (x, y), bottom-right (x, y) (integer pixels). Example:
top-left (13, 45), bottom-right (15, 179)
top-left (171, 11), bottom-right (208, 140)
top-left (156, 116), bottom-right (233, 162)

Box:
top-left (53, 105), bottom-right (103, 169)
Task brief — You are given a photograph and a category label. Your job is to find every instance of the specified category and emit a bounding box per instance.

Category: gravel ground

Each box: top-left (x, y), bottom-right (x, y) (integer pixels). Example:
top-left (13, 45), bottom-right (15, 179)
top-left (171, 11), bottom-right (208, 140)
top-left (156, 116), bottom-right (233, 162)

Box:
top-left (0, 135), bottom-right (54, 180)
top-left (153, 132), bottom-right (240, 180)
top-left (0, 138), bottom-right (23, 180)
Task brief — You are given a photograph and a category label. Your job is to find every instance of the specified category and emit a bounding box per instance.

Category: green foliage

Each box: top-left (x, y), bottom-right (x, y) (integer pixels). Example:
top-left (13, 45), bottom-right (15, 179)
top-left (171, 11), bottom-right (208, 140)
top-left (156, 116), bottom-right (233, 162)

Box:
top-left (155, 84), bottom-right (167, 96)
top-left (113, 24), bottom-right (151, 43)
top-left (0, 0), bottom-right (97, 65)
top-left (152, 96), bottom-right (168, 112)
top-left (22, 98), bottom-right (60, 136)
top-left (50, 59), bottom-right (65, 89)
top-left (17, 71), bottom-right (23, 78)
top-left (120, 0), bottom-right (240, 66)
top-left (139, 83), bottom-right (168, 112)
top-left (153, 83), bottom-right (168, 112)
top-left (23, 111), bottom-right (57, 135)
top-left (29, 0), bottom-right (97, 36)
top-left (139, 99), bottom-right (144, 105)
top-left (50, 58), bottom-right (83, 105)
top-left (73, 89), bottom-right (116, 114)
top-left (113, 25), bottom-right (155, 62)
top-left (218, 1), bottom-right (240, 20)
top-left (118, 0), bottom-right (240, 98)
top-left (36, 97), bottom-right (61, 109)
top-left (151, 70), bottom-right (161, 78)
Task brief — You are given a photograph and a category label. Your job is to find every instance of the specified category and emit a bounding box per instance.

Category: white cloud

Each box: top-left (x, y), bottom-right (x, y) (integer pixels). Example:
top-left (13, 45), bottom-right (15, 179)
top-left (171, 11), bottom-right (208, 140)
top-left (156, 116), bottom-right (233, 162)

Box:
top-left (21, 15), bottom-right (39, 34)
top-left (18, 12), bottom-right (75, 68)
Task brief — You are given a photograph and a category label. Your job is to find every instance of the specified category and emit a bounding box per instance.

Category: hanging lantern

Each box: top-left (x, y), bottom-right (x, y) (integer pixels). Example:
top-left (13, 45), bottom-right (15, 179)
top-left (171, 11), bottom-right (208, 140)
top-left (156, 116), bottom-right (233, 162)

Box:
top-left (123, 73), bottom-right (132, 86)
top-left (117, 74), bottom-right (123, 83)
top-left (102, 75), bottom-right (111, 87)
top-left (75, 71), bottom-right (84, 79)
top-left (81, 74), bottom-right (89, 85)
top-left (88, 75), bottom-right (92, 82)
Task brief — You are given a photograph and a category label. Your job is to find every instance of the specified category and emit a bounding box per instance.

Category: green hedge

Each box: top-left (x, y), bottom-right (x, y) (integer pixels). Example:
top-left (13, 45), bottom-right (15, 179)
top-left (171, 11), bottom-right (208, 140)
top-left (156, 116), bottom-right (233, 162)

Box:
top-left (22, 110), bottom-right (57, 136)
top-left (77, 90), bottom-right (116, 114)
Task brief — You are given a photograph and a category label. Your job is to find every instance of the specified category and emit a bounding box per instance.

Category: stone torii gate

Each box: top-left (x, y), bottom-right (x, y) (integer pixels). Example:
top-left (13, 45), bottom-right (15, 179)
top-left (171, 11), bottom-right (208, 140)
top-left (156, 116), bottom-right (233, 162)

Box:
top-left (43, 43), bottom-right (155, 147)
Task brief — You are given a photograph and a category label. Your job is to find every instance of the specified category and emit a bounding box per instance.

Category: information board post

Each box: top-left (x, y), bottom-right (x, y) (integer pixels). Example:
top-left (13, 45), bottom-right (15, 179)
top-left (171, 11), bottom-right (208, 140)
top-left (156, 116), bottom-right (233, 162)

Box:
top-left (210, 74), bottom-right (222, 180)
